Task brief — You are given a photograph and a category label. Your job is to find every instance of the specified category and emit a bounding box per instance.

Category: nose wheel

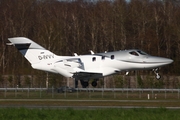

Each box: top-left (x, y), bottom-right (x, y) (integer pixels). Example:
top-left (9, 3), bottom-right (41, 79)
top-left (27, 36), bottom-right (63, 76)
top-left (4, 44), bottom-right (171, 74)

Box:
top-left (153, 68), bottom-right (161, 80)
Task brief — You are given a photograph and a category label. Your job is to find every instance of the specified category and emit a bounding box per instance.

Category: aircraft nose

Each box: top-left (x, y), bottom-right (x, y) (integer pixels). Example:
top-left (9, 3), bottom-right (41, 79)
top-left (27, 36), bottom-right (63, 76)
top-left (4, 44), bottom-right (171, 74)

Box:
top-left (147, 57), bottom-right (173, 65)
top-left (165, 58), bottom-right (173, 64)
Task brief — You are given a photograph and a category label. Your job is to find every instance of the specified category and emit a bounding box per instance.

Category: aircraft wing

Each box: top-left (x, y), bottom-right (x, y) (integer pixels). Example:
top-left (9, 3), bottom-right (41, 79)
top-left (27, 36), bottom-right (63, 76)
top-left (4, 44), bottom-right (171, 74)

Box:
top-left (55, 58), bottom-right (83, 68)
top-left (55, 58), bottom-right (103, 80)
top-left (73, 72), bottom-right (103, 80)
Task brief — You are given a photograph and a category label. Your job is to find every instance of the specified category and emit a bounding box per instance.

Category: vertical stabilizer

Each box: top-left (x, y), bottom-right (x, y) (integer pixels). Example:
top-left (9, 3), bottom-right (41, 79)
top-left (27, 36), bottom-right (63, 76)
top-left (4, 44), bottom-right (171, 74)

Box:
top-left (8, 37), bottom-right (56, 64)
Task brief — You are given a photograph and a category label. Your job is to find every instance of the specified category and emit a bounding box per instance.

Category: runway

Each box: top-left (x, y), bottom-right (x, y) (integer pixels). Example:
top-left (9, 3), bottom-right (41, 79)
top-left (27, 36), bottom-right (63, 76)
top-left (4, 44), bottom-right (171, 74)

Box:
top-left (1, 105), bottom-right (180, 109)
top-left (0, 99), bottom-right (180, 109)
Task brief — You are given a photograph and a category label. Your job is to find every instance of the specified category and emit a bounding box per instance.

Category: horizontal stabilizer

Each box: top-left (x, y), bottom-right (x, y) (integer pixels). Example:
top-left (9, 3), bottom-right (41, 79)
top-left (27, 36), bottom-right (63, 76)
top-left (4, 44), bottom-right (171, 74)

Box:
top-left (8, 37), bottom-right (45, 50)
top-left (6, 43), bottom-right (13, 46)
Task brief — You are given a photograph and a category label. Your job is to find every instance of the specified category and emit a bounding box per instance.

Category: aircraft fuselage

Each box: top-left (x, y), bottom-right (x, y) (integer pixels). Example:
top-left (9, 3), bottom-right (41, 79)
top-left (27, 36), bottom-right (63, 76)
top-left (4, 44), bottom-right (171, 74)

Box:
top-left (8, 37), bottom-right (173, 87)
top-left (32, 49), bottom-right (173, 80)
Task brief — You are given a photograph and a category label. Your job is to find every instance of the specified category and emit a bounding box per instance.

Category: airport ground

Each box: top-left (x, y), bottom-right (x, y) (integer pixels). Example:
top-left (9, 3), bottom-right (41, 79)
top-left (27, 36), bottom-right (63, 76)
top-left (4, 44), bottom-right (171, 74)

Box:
top-left (0, 99), bottom-right (180, 109)
top-left (0, 89), bottom-right (180, 109)
top-left (1, 90), bottom-right (180, 120)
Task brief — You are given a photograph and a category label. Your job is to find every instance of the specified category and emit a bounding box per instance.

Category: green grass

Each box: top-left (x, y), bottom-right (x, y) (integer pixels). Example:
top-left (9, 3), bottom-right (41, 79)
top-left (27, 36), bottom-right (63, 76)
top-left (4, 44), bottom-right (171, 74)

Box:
top-left (0, 107), bottom-right (180, 120)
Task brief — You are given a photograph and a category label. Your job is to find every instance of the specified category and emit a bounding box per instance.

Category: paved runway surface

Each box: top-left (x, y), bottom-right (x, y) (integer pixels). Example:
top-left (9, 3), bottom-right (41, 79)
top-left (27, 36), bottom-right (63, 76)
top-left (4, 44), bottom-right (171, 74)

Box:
top-left (0, 106), bottom-right (178, 109)
top-left (1, 105), bottom-right (180, 109)
top-left (0, 99), bottom-right (180, 109)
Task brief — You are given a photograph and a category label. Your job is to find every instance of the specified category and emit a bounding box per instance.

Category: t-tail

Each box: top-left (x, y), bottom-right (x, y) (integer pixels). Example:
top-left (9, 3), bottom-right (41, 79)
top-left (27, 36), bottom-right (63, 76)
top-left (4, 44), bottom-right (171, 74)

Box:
top-left (8, 37), bottom-right (57, 72)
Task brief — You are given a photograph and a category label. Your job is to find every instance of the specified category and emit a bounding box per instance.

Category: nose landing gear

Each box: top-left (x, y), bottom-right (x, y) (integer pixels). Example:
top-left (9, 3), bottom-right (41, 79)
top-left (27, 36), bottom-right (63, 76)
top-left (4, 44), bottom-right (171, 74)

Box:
top-left (153, 68), bottom-right (161, 80)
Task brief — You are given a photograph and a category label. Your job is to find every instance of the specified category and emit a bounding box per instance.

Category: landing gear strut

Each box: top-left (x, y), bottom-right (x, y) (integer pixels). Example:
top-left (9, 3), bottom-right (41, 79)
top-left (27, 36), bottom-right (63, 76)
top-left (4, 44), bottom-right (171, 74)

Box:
top-left (75, 79), bottom-right (78, 88)
top-left (153, 68), bottom-right (161, 80)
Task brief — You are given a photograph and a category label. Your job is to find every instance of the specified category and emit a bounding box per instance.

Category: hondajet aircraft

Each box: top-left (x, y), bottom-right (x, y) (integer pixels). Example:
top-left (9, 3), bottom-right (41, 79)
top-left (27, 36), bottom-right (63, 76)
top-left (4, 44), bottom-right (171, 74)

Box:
top-left (7, 37), bottom-right (173, 88)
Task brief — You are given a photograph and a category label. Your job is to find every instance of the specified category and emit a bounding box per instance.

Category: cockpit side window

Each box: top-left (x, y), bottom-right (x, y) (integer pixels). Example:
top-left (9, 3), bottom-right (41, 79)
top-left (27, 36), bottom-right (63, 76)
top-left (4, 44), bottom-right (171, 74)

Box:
top-left (137, 50), bottom-right (148, 55)
top-left (129, 51), bottom-right (139, 56)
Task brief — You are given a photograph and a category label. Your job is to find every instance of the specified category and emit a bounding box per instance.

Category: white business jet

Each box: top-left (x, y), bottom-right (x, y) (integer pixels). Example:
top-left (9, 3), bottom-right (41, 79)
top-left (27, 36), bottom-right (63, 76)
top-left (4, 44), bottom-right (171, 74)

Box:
top-left (7, 37), bottom-right (173, 88)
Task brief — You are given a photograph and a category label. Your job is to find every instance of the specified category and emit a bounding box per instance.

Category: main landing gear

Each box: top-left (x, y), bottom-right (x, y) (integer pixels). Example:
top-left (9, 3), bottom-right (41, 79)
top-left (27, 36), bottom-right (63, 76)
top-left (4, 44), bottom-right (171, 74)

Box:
top-left (80, 80), bottom-right (89, 88)
top-left (91, 79), bottom-right (98, 87)
top-left (75, 79), bottom-right (98, 88)
top-left (153, 68), bottom-right (161, 80)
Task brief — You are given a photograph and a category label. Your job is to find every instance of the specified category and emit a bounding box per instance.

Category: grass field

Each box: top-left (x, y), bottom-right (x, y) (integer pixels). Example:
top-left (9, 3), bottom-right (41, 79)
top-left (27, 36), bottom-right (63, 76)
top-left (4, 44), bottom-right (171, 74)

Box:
top-left (0, 107), bottom-right (180, 120)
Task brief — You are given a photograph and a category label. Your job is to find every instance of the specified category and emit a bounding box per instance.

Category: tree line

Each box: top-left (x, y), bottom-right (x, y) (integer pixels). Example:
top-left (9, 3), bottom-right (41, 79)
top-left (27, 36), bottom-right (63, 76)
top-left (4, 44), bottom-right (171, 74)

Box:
top-left (0, 0), bottom-right (179, 87)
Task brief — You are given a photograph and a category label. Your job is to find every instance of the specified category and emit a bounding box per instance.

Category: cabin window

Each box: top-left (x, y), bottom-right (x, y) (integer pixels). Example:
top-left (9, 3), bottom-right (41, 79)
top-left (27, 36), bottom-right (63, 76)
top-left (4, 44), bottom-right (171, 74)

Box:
top-left (102, 56), bottom-right (105, 60)
top-left (92, 57), bottom-right (96, 62)
top-left (129, 51), bottom-right (139, 56)
top-left (111, 55), bottom-right (114, 59)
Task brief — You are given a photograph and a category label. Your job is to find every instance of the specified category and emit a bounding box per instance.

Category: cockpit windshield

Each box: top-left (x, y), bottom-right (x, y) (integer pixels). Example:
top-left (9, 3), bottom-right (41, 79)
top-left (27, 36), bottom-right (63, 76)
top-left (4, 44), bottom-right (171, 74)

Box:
top-left (129, 50), bottom-right (148, 56)
top-left (137, 50), bottom-right (148, 55)
top-left (129, 51), bottom-right (139, 56)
